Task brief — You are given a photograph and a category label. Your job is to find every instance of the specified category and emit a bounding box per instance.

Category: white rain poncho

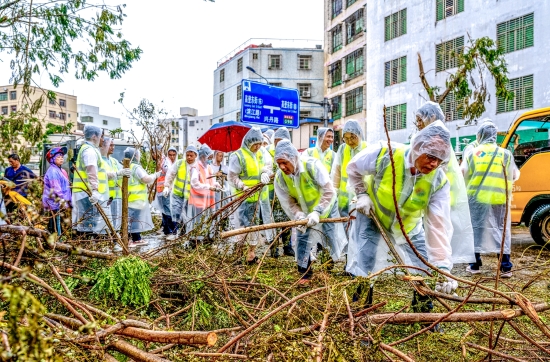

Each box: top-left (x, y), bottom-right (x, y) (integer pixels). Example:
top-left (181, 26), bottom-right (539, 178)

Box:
top-left (100, 137), bottom-right (123, 231)
top-left (346, 123), bottom-right (454, 276)
top-left (274, 140), bottom-right (347, 267)
top-left (0, 192), bottom-right (6, 225)
top-left (415, 104), bottom-right (475, 264)
top-left (166, 145), bottom-right (197, 226)
top-left (188, 145), bottom-right (215, 235)
top-left (72, 125), bottom-right (113, 233)
top-left (125, 147), bottom-right (157, 233)
top-left (274, 127), bottom-right (291, 143)
top-left (155, 146), bottom-right (178, 217)
top-left (212, 150), bottom-right (229, 210)
top-left (263, 129), bottom-right (274, 144)
top-left (331, 119), bottom-right (367, 217)
top-left (462, 121), bottom-right (520, 255)
top-left (305, 127), bottom-right (336, 173)
top-left (228, 127), bottom-right (274, 245)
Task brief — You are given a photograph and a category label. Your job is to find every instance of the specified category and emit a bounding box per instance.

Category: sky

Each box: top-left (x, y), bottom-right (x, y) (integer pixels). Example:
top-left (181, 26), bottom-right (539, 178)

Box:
top-left (2, 0), bottom-right (324, 130)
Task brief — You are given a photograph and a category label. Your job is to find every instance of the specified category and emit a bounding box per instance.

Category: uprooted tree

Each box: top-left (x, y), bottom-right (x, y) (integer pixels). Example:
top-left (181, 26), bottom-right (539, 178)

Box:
top-left (418, 35), bottom-right (514, 123)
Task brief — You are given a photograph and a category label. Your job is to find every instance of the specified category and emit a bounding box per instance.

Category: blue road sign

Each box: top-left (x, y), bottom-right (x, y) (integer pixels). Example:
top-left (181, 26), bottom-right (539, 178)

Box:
top-left (240, 80), bottom-right (300, 129)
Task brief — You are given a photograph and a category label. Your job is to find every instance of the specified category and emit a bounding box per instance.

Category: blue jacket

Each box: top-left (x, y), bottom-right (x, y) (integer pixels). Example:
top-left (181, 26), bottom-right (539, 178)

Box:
top-left (5, 165), bottom-right (36, 197)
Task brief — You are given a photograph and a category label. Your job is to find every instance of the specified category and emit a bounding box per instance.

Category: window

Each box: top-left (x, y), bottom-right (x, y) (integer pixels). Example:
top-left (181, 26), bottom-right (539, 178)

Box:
top-left (331, 0), bottom-right (342, 19)
top-left (298, 55), bottom-right (312, 70)
top-left (439, 92), bottom-right (463, 121)
top-left (59, 99), bottom-right (66, 107)
top-left (300, 111), bottom-right (311, 119)
top-left (237, 84), bottom-right (242, 100)
top-left (10, 105), bottom-right (16, 113)
top-left (313, 125), bottom-right (318, 135)
top-left (237, 57), bottom-right (243, 72)
top-left (269, 82), bottom-right (282, 87)
top-left (252, 53), bottom-right (258, 60)
top-left (103, 119), bottom-right (108, 125)
top-left (497, 13), bottom-right (534, 54)
top-left (436, 0), bottom-right (464, 21)
top-left (386, 103), bottom-right (407, 131)
top-left (9, 91), bottom-right (16, 100)
top-left (331, 25), bottom-right (343, 53)
top-left (298, 84), bottom-right (311, 98)
top-left (77, 123), bottom-right (85, 131)
top-left (345, 87), bottom-right (363, 116)
top-left (49, 110), bottom-right (56, 118)
top-left (1, 106), bottom-right (7, 115)
top-left (236, 111), bottom-right (241, 121)
top-left (329, 61), bottom-right (342, 87)
top-left (384, 56), bottom-right (407, 86)
top-left (219, 93), bottom-right (224, 108)
top-left (384, 8), bottom-right (407, 41)
top-left (436, 36), bottom-right (464, 72)
top-left (346, 9), bottom-right (364, 44)
top-left (331, 95), bottom-right (342, 120)
top-left (268, 54), bottom-right (281, 69)
top-left (59, 112), bottom-right (66, 120)
top-left (189, 120), bottom-right (195, 126)
top-left (81, 116), bottom-right (93, 123)
top-left (0, 92), bottom-right (7, 101)
top-left (345, 48), bottom-right (364, 79)
top-left (219, 118), bottom-right (224, 123)
top-left (220, 69), bottom-right (225, 82)
top-left (171, 130), bottom-right (175, 135)
top-left (497, 75), bottom-right (533, 113)
top-left (347, 0), bottom-right (357, 6)
top-left (49, 98), bottom-right (55, 105)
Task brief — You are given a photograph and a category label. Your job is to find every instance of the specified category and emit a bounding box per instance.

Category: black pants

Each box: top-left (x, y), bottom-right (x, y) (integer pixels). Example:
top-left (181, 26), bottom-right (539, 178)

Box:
top-left (162, 213), bottom-right (176, 235)
top-left (131, 232), bottom-right (141, 242)
top-left (469, 253), bottom-right (513, 272)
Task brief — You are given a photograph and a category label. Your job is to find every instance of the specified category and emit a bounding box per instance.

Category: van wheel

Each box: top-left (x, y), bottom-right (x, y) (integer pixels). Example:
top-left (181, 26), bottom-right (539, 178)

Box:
top-left (529, 204), bottom-right (550, 247)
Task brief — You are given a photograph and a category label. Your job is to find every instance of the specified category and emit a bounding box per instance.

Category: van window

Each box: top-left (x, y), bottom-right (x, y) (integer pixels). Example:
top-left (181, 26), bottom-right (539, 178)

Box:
top-left (507, 116), bottom-right (550, 168)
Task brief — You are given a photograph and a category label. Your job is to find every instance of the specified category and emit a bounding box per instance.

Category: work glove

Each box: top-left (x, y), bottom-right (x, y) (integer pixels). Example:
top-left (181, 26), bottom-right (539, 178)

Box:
top-left (435, 268), bottom-right (458, 295)
top-left (89, 190), bottom-right (102, 205)
top-left (295, 212), bottom-right (307, 233)
top-left (118, 168), bottom-right (132, 177)
top-left (356, 194), bottom-right (374, 216)
top-left (306, 211), bottom-right (320, 227)
top-left (260, 173), bottom-right (270, 184)
top-left (235, 180), bottom-right (245, 190)
top-left (162, 187), bottom-right (171, 197)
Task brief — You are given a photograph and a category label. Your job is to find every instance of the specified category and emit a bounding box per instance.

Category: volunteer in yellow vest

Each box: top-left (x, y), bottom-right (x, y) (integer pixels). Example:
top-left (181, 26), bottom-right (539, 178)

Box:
top-left (415, 102), bottom-right (475, 265)
top-left (228, 127), bottom-right (274, 264)
top-left (72, 125), bottom-right (129, 234)
top-left (153, 146), bottom-right (178, 235)
top-left (462, 121), bottom-right (520, 277)
top-left (346, 122), bottom-right (458, 307)
top-left (99, 137), bottom-right (123, 231)
top-left (331, 119), bottom-right (367, 217)
top-left (123, 147), bottom-right (161, 248)
top-left (212, 150), bottom-right (229, 211)
top-left (263, 129), bottom-right (274, 148)
top-left (305, 127), bottom-right (336, 174)
top-left (164, 145), bottom-right (197, 241)
top-left (274, 140), bottom-right (347, 284)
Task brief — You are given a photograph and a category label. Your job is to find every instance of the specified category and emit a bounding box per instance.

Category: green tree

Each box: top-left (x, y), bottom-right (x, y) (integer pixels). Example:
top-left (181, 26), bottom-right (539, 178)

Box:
top-left (417, 36), bottom-right (514, 123)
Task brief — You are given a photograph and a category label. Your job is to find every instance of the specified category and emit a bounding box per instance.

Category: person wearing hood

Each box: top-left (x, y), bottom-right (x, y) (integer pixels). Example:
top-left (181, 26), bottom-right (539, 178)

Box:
top-left (99, 137), bottom-right (123, 231)
top-left (164, 145), bottom-right (198, 241)
top-left (274, 140), bottom-right (347, 284)
top-left (346, 121), bottom-right (458, 310)
top-left (42, 147), bottom-right (71, 235)
top-left (331, 120), bottom-right (367, 217)
top-left (415, 102), bottom-right (475, 266)
top-left (153, 146), bottom-right (178, 235)
top-left (212, 150), bottom-right (229, 210)
top-left (124, 147), bottom-right (162, 247)
top-left (462, 121), bottom-right (520, 277)
top-left (228, 127), bottom-right (274, 263)
top-left (72, 125), bottom-right (130, 235)
top-left (305, 127), bottom-right (336, 174)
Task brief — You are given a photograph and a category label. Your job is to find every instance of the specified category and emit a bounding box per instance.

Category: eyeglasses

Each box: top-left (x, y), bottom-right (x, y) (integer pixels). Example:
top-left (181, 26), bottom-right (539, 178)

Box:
top-left (343, 135), bottom-right (358, 142)
top-left (425, 154), bottom-right (443, 164)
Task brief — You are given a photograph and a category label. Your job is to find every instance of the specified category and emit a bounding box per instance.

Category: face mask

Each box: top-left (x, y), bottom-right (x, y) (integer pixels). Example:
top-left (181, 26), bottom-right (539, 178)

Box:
top-left (207, 160), bottom-right (212, 165)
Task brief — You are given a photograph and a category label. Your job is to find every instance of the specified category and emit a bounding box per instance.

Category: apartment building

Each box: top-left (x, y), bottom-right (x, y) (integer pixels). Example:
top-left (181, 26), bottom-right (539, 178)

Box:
top-left (76, 104), bottom-right (123, 138)
top-left (167, 107), bottom-right (213, 152)
top-left (325, 0), bottom-right (548, 148)
top-left (213, 38), bottom-right (325, 148)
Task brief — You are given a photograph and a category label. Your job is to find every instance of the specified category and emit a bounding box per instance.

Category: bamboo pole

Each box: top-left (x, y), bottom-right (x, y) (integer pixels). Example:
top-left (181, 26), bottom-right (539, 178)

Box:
top-left (121, 158), bottom-right (130, 251)
top-left (220, 217), bottom-right (349, 239)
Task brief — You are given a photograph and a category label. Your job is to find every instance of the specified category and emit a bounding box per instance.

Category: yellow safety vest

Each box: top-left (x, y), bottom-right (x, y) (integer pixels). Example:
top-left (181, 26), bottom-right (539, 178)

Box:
top-left (307, 147), bottom-right (334, 174)
top-left (235, 147), bottom-right (268, 203)
top-left (172, 159), bottom-right (191, 199)
top-left (268, 143), bottom-right (275, 158)
top-left (128, 163), bottom-right (148, 204)
top-left (280, 158), bottom-right (334, 218)
top-left (73, 143), bottom-right (108, 194)
top-left (367, 145), bottom-right (447, 234)
top-left (267, 144), bottom-right (275, 195)
top-left (103, 156), bottom-right (122, 199)
top-left (465, 143), bottom-right (511, 205)
top-left (338, 141), bottom-right (368, 209)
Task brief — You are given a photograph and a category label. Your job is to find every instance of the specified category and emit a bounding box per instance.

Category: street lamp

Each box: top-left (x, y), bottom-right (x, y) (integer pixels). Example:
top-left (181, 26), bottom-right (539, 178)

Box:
top-left (246, 66), bottom-right (269, 84)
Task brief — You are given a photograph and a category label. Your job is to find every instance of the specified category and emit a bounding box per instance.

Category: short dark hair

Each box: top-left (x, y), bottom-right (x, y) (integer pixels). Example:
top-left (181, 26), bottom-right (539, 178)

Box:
top-left (8, 153), bottom-right (20, 161)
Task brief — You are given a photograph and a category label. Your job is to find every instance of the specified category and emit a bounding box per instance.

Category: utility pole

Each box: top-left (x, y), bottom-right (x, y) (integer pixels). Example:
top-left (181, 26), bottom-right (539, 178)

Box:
top-left (300, 97), bottom-right (332, 128)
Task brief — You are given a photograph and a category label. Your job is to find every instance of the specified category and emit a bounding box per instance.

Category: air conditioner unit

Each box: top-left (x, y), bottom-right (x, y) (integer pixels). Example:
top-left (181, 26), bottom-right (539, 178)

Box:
top-left (344, 74), bottom-right (350, 81)
top-left (303, 91), bottom-right (311, 97)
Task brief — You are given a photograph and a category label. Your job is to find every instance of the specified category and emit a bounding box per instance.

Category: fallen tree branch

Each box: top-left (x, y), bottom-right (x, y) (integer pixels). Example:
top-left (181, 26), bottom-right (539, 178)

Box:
top-left (108, 339), bottom-right (171, 362)
top-left (117, 327), bottom-right (217, 346)
top-left (465, 342), bottom-right (527, 362)
top-left (184, 352), bottom-right (248, 359)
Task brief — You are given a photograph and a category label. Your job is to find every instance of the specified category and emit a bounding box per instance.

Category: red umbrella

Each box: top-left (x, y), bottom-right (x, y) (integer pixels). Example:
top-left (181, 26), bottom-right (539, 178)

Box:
top-left (198, 121), bottom-right (252, 152)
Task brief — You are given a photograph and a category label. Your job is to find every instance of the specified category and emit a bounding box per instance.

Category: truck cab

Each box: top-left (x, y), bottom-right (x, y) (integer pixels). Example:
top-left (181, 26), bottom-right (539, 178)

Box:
top-left (500, 107), bottom-right (550, 246)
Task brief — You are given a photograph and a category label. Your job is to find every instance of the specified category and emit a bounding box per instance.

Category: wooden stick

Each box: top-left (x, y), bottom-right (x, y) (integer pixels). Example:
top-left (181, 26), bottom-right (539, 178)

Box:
top-left (220, 217), bottom-right (349, 239)
top-left (184, 352), bottom-right (248, 360)
top-left (465, 342), bottom-right (527, 362)
top-left (121, 158), bottom-right (130, 250)
top-left (108, 339), bottom-right (171, 362)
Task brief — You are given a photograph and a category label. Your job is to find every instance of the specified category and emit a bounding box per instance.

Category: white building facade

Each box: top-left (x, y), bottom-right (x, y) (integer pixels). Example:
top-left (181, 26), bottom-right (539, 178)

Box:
top-left (325, 0), bottom-right (549, 148)
top-left (77, 104), bottom-right (123, 138)
top-left (213, 39), bottom-right (325, 149)
top-left (168, 107), bottom-right (213, 152)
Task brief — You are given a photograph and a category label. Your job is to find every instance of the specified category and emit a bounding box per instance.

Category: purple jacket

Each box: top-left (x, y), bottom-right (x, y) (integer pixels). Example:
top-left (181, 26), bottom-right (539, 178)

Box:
top-left (42, 164), bottom-right (71, 210)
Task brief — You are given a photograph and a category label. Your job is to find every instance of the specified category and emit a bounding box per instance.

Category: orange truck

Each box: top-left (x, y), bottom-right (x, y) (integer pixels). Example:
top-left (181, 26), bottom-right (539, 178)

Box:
top-left (500, 107), bottom-right (550, 246)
